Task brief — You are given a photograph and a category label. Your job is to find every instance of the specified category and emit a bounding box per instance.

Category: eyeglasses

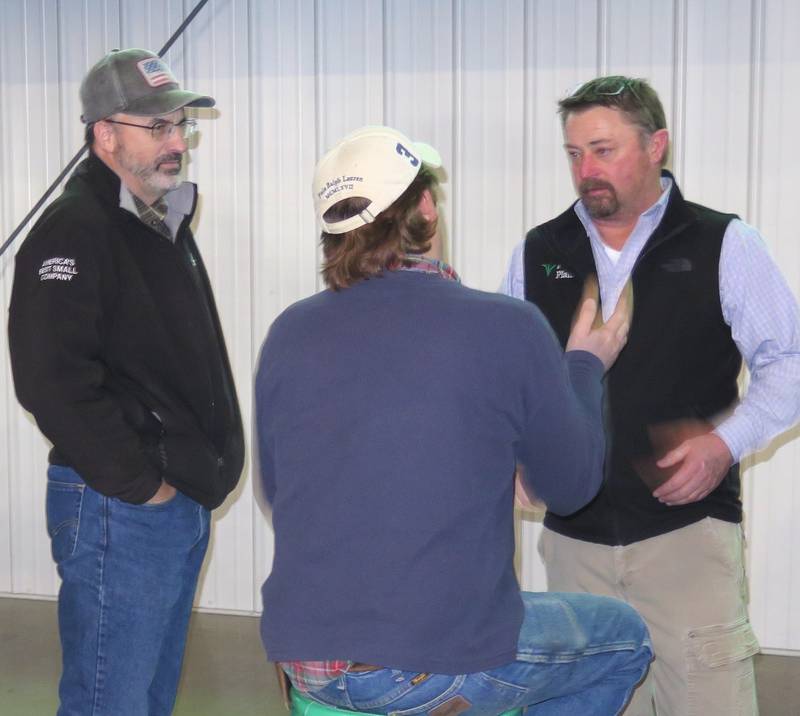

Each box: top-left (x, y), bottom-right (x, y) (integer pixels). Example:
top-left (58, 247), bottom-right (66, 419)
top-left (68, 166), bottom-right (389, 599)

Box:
top-left (102, 117), bottom-right (198, 142)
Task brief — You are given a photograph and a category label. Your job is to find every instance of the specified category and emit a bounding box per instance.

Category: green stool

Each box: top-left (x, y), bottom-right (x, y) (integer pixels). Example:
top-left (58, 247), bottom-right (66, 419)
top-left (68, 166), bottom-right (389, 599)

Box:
top-left (291, 688), bottom-right (523, 715)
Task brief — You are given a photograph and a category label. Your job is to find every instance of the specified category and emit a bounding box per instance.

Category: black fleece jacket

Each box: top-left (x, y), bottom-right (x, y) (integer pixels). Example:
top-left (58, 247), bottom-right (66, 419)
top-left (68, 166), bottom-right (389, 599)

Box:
top-left (8, 153), bottom-right (244, 509)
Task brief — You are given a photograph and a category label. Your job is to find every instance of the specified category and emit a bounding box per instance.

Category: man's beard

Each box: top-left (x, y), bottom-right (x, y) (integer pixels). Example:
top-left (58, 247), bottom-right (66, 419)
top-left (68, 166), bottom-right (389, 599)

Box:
top-left (579, 179), bottom-right (619, 219)
top-left (116, 147), bottom-right (183, 196)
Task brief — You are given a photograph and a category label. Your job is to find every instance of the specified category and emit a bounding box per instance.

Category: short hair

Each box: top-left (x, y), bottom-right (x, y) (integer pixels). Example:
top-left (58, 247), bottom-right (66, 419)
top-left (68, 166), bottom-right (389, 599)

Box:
top-left (558, 76), bottom-right (669, 166)
top-left (321, 167), bottom-right (438, 290)
top-left (84, 122), bottom-right (96, 147)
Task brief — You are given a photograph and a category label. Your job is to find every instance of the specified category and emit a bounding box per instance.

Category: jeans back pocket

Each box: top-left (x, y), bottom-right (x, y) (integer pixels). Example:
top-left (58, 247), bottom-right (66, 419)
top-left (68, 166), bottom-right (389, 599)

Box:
top-left (46, 469), bottom-right (86, 564)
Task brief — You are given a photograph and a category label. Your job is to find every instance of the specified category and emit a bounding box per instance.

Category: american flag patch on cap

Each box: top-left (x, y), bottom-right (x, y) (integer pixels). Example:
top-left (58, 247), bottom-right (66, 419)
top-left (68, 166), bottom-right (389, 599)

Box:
top-left (136, 57), bottom-right (176, 88)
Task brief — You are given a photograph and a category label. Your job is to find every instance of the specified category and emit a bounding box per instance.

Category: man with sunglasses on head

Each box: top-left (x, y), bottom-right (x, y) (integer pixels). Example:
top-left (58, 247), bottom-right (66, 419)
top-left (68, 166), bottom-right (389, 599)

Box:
top-left (8, 48), bottom-right (244, 715)
top-left (502, 75), bottom-right (800, 715)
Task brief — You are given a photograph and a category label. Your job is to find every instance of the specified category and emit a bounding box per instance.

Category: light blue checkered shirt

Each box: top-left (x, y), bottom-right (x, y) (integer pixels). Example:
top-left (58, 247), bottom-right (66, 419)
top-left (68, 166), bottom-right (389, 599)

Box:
top-left (500, 178), bottom-right (800, 462)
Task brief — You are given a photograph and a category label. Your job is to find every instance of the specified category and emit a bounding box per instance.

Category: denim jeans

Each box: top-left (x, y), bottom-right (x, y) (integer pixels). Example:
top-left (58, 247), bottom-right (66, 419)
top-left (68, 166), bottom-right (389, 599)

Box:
top-left (46, 465), bottom-right (210, 716)
top-left (306, 592), bottom-right (652, 715)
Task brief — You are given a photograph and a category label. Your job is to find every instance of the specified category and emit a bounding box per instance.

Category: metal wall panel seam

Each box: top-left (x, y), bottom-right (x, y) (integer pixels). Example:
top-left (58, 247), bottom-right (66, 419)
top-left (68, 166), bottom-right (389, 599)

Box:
top-left (59, 1), bottom-right (76, 170)
top-left (8, 0), bottom-right (37, 592)
top-left (597, 0), bottom-right (609, 75)
top-left (303, 0), bottom-right (321, 300)
top-left (246, 0), bottom-right (259, 614)
top-left (381, 0), bottom-right (388, 122)
top-left (521, 0), bottom-right (532, 231)
top-left (241, 0), bottom-right (258, 613)
top-left (451, 0), bottom-right (463, 271)
top-left (671, 0), bottom-right (687, 178)
top-left (0, 1), bottom-right (6, 234)
top-left (0, 0), bottom-right (11, 593)
top-left (55, 0), bottom-right (68, 169)
top-left (248, 0), bottom-right (269, 613)
top-left (746, 0), bottom-right (765, 226)
top-left (13, 0), bottom-right (29, 593)
top-left (22, 0), bottom-right (32, 211)
top-left (116, 0), bottom-right (123, 50)
top-left (210, 0), bottom-right (220, 284)
top-left (206, 0), bottom-right (238, 610)
top-left (518, 0), bottom-right (534, 591)
top-left (313, 0), bottom-right (324, 295)
top-left (742, 0), bottom-right (765, 565)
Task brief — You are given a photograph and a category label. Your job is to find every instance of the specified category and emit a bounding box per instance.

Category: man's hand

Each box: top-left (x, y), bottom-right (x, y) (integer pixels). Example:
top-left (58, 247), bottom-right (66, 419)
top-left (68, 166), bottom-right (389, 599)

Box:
top-left (145, 480), bottom-right (177, 505)
top-left (652, 433), bottom-right (732, 506)
top-left (566, 289), bottom-right (631, 370)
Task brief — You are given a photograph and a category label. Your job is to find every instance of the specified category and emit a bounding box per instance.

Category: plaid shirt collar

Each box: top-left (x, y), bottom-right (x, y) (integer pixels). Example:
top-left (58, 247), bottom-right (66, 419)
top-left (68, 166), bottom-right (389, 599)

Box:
top-left (131, 194), bottom-right (172, 241)
top-left (397, 255), bottom-right (461, 283)
top-left (118, 181), bottom-right (195, 242)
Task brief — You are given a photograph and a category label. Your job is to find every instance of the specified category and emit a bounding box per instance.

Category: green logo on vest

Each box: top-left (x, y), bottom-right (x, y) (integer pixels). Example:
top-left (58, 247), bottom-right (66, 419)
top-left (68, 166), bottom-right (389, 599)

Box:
top-left (542, 263), bottom-right (575, 280)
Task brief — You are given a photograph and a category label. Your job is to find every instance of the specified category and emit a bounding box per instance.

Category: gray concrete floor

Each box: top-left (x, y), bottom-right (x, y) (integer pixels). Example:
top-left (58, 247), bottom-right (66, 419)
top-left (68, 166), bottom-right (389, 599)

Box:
top-left (1, 597), bottom-right (798, 715)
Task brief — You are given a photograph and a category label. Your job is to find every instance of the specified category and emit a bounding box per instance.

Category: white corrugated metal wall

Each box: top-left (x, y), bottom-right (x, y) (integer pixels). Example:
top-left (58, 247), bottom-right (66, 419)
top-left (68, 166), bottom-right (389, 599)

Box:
top-left (0, 0), bottom-right (797, 653)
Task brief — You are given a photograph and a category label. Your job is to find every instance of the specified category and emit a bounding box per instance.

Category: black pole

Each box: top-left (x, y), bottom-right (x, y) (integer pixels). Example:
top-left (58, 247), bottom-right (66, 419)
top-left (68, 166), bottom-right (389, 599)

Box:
top-left (0, 0), bottom-right (211, 261)
top-left (158, 0), bottom-right (210, 56)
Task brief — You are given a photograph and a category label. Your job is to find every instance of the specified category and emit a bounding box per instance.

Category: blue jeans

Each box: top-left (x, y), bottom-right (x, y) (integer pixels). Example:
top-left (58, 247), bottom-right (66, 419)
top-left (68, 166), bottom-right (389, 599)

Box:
top-left (46, 465), bottom-right (210, 716)
top-left (306, 592), bottom-right (652, 715)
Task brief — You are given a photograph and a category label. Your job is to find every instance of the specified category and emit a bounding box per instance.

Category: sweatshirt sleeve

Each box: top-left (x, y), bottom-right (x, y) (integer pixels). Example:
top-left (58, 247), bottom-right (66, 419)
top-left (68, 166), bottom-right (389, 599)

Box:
top-left (514, 307), bottom-right (606, 516)
top-left (255, 312), bottom-right (294, 507)
top-left (8, 217), bottom-right (163, 503)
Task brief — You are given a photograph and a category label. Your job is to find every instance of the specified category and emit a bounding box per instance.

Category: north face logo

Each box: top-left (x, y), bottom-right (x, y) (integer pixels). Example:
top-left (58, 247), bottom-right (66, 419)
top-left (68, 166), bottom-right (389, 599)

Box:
top-left (661, 257), bottom-right (693, 273)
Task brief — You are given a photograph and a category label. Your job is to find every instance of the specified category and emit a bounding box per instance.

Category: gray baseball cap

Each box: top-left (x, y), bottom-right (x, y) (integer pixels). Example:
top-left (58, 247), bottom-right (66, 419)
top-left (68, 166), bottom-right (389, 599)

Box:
top-left (80, 48), bottom-right (215, 123)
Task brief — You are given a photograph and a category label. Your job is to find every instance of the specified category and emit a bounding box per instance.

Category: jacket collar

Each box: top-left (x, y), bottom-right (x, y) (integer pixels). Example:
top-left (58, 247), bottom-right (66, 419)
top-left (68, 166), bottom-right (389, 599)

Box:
top-left (70, 151), bottom-right (197, 225)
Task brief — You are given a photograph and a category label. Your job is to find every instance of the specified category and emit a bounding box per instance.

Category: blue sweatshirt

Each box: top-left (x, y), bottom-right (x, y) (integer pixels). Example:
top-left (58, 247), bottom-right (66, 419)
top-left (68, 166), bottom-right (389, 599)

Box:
top-left (256, 268), bottom-right (605, 674)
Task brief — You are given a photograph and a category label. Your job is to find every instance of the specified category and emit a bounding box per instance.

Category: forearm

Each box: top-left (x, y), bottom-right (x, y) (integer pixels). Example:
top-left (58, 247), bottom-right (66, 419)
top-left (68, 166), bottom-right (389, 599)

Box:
top-left (519, 350), bottom-right (606, 515)
top-left (715, 355), bottom-right (800, 461)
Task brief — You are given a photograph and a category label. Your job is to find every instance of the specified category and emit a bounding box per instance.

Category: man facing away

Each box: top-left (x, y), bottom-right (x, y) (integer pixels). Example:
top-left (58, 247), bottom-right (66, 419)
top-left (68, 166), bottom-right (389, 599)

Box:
top-left (502, 76), bottom-right (800, 715)
top-left (8, 49), bottom-right (244, 715)
top-left (256, 125), bottom-right (652, 715)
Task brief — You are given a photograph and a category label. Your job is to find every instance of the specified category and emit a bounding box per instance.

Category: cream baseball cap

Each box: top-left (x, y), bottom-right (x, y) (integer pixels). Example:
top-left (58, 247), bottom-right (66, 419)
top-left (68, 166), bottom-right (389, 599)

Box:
top-left (313, 126), bottom-right (442, 235)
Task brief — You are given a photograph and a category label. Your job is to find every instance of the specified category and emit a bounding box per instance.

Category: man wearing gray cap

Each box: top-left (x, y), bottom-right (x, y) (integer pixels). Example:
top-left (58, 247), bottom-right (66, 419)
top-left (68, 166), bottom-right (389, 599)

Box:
top-left (8, 49), bottom-right (244, 715)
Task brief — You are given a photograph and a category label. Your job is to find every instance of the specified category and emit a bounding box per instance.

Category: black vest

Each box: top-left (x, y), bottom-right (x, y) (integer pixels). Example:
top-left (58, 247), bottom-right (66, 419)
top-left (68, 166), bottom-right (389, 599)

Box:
top-left (523, 175), bottom-right (743, 545)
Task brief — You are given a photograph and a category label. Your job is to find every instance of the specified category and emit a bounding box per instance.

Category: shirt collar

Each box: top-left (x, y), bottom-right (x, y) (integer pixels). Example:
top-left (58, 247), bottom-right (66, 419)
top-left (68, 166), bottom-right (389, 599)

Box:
top-left (118, 181), bottom-right (195, 240)
top-left (397, 255), bottom-right (461, 283)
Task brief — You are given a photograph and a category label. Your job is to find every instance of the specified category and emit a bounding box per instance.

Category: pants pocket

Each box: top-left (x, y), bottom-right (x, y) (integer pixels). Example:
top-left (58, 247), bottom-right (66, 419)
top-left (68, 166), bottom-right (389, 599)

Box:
top-left (46, 476), bottom-right (85, 564)
top-left (345, 671), bottom-right (462, 715)
top-left (685, 616), bottom-right (759, 715)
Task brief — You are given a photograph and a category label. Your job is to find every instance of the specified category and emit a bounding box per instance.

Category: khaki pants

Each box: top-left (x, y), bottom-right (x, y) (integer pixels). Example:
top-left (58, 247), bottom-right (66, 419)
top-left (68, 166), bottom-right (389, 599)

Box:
top-left (539, 518), bottom-right (759, 716)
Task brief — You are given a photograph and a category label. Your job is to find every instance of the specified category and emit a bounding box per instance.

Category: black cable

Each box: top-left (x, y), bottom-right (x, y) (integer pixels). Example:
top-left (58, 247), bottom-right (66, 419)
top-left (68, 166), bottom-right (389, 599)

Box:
top-left (0, 0), bottom-right (211, 261)
top-left (159, 0), bottom-right (210, 56)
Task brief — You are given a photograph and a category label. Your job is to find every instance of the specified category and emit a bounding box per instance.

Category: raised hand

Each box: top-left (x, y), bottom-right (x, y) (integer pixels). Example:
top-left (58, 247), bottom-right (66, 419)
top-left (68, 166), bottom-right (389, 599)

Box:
top-left (566, 276), bottom-right (632, 371)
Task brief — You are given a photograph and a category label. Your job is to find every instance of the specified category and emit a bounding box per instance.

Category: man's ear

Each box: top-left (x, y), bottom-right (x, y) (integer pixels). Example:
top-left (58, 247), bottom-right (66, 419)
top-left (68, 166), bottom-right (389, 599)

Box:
top-left (649, 129), bottom-right (669, 165)
top-left (92, 121), bottom-right (117, 153)
top-left (419, 189), bottom-right (438, 222)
